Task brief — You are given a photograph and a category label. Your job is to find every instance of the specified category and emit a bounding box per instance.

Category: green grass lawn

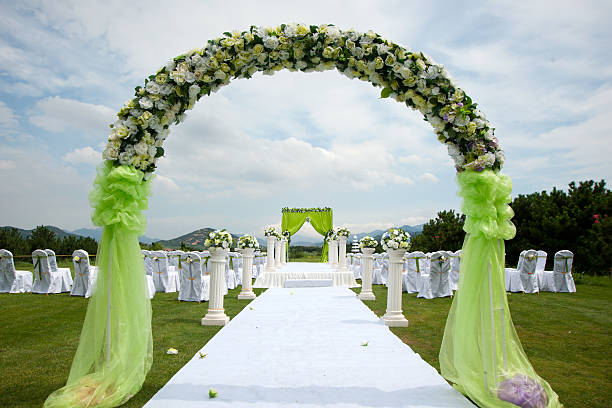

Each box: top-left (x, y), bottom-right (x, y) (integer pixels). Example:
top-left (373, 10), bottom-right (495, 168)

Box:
top-left (351, 275), bottom-right (612, 408)
top-left (1, 259), bottom-right (611, 407)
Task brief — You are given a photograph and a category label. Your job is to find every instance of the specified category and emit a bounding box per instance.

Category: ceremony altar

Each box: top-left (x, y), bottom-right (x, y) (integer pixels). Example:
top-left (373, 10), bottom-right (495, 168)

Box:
top-left (253, 262), bottom-right (359, 288)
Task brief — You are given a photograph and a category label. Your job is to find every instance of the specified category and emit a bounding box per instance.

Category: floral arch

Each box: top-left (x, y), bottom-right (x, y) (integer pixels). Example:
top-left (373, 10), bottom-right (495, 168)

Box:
top-left (44, 24), bottom-right (560, 408)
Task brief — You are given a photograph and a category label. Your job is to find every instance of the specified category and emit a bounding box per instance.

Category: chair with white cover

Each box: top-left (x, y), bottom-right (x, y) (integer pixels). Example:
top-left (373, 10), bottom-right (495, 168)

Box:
top-left (371, 254), bottom-right (384, 285)
top-left (403, 251), bottom-right (427, 294)
top-left (380, 254), bottom-right (389, 286)
top-left (168, 250), bottom-right (184, 270)
top-left (45, 249), bottom-right (73, 292)
top-left (505, 250), bottom-right (527, 292)
top-left (0, 249), bottom-right (33, 293)
top-left (230, 252), bottom-right (243, 286)
top-left (142, 250), bottom-right (153, 275)
top-left (519, 250), bottom-right (539, 293)
top-left (151, 251), bottom-right (180, 292)
top-left (449, 250), bottom-right (461, 291)
top-left (70, 250), bottom-right (98, 298)
top-left (352, 254), bottom-right (362, 279)
top-left (534, 250), bottom-right (553, 291)
top-left (178, 252), bottom-right (210, 302)
top-left (222, 254), bottom-right (235, 290)
top-left (550, 250), bottom-right (576, 293)
top-left (32, 249), bottom-right (64, 294)
top-left (418, 251), bottom-right (453, 299)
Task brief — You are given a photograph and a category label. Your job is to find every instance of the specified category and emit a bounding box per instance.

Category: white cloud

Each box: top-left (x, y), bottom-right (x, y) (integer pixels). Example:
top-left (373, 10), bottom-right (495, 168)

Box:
top-left (419, 173), bottom-right (439, 184)
top-left (0, 159), bottom-right (16, 170)
top-left (63, 146), bottom-right (101, 166)
top-left (29, 96), bottom-right (115, 137)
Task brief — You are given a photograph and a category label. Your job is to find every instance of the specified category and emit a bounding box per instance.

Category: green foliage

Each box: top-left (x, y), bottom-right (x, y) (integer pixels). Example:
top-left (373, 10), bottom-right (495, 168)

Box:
top-left (506, 180), bottom-right (612, 274)
top-left (410, 210), bottom-right (465, 253)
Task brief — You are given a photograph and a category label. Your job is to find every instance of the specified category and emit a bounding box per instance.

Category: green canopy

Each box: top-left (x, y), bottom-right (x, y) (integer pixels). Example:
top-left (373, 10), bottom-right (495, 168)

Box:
top-left (281, 207), bottom-right (333, 262)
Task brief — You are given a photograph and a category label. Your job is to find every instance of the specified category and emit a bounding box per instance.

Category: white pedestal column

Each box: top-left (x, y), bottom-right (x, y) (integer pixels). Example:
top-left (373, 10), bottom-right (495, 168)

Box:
top-left (238, 248), bottom-right (256, 300)
top-left (265, 237), bottom-right (276, 272)
top-left (274, 239), bottom-right (282, 268)
top-left (202, 247), bottom-right (230, 326)
top-left (280, 239), bottom-right (287, 265)
top-left (327, 241), bottom-right (333, 265)
top-left (330, 240), bottom-right (338, 267)
top-left (337, 236), bottom-right (348, 272)
top-left (359, 247), bottom-right (376, 301)
top-left (382, 249), bottom-right (409, 327)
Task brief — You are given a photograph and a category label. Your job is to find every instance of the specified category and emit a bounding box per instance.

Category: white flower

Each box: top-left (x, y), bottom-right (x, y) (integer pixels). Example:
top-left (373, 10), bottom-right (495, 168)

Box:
top-left (284, 23), bottom-right (297, 37)
top-left (189, 84), bottom-right (200, 98)
top-left (185, 71), bottom-right (195, 83)
top-left (139, 97), bottom-right (153, 110)
top-left (214, 70), bottom-right (226, 80)
top-left (118, 151), bottom-right (132, 165)
top-left (263, 36), bottom-right (279, 49)
top-left (146, 82), bottom-right (160, 94)
top-left (377, 44), bottom-right (389, 55)
top-left (134, 142), bottom-right (148, 156)
top-left (482, 152), bottom-right (496, 166)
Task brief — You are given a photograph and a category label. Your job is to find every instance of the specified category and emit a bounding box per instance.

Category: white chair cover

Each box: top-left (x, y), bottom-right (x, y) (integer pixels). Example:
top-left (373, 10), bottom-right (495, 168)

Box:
top-left (168, 250), bottom-right (185, 269)
top-left (505, 250), bottom-right (528, 292)
top-left (32, 249), bottom-right (64, 294)
top-left (142, 250), bottom-right (154, 276)
top-left (352, 254), bottom-right (362, 280)
top-left (229, 252), bottom-right (243, 286)
top-left (70, 249), bottom-right (98, 298)
top-left (519, 249), bottom-right (539, 293)
top-left (534, 250), bottom-right (554, 291)
top-left (380, 254), bottom-right (389, 286)
top-left (403, 251), bottom-right (427, 294)
top-left (418, 251), bottom-right (452, 299)
top-left (0, 249), bottom-right (33, 293)
top-left (45, 249), bottom-right (73, 292)
top-left (178, 252), bottom-right (210, 302)
top-left (151, 250), bottom-right (180, 292)
top-left (449, 250), bottom-right (461, 291)
top-left (551, 250), bottom-right (576, 293)
top-left (372, 254), bottom-right (384, 285)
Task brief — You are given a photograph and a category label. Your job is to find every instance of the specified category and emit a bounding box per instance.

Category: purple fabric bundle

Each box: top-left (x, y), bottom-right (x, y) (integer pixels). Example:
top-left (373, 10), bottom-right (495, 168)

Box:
top-left (497, 374), bottom-right (548, 408)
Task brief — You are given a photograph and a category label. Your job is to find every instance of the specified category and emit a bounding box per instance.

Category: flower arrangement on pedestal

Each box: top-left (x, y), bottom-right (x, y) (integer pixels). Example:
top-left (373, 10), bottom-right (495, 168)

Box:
top-left (237, 234), bottom-right (259, 249)
top-left (282, 230), bottom-right (291, 240)
top-left (204, 229), bottom-right (233, 249)
top-left (336, 227), bottom-right (351, 238)
top-left (264, 226), bottom-right (277, 237)
top-left (381, 228), bottom-right (411, 251)
top-left (324, 228), bottom-right (336, 242)
top-left (360, 236), bottom-right (378, 249)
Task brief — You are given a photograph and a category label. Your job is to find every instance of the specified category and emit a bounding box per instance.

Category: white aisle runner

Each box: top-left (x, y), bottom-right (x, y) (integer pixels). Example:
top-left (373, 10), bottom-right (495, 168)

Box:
top-left (144, 287), bottom-right (474, 407)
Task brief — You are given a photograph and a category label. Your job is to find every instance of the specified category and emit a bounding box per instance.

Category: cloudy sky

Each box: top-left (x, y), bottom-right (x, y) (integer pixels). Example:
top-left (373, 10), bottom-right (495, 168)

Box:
top-left (0, 0), bottom-right (610, 241)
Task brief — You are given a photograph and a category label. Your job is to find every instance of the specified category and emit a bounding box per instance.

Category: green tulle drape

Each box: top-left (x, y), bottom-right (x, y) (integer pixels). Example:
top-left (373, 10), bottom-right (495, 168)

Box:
top-left (281, 209), bottom-right (333, 262)
top-left (44, 162), bottom-right (153, 408)
top-left (439, 170), bottom-right (561, 408)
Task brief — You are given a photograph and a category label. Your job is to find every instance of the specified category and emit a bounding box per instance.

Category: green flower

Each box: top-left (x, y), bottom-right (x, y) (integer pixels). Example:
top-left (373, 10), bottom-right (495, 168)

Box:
top-left (209, 388), bottom-right (218, 399)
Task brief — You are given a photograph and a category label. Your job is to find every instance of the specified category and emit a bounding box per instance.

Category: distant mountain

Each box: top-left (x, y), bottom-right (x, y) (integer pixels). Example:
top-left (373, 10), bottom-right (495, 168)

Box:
top-left (2, 225), bottom-right (81, 240)
top-left (71, 227), bottom-right (159, 244)
top-left (154, 228), bottom-right (245, 250)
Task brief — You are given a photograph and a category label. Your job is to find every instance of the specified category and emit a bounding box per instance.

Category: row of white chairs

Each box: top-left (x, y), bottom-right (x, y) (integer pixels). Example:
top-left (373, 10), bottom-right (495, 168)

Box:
top-left (347, 250), bottom-right (461, 299)
top-left (505, 249), bottom-right (576, 293)
top-left (0, 249), bottom-right (97, 297)
top-left (141, 250), bottom-right (268, 302)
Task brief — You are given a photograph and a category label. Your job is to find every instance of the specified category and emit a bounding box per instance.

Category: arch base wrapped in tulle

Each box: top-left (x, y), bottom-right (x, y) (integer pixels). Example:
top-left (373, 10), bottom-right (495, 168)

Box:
top-left (439, 170), bottom-right (562, 408)
top-left (44, 163), bottom-right (153, 408)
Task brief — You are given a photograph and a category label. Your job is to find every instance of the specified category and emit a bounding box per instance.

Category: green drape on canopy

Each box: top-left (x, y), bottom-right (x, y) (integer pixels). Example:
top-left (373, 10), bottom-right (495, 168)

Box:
top-left (281, 209), bottom-right (333, 262)
top-left (439, 170), bottom-right (561, 408)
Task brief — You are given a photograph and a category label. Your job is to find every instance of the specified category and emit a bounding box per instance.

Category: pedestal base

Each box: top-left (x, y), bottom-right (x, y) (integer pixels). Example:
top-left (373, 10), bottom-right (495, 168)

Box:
top-left (201, 310), bottom-right (230, 326)
top-left (382, 311), bottom-right (409, 327)
top-left (238, 291), bottom-right (256, 300)
top-left (359, 291), bottom-right (376, 301)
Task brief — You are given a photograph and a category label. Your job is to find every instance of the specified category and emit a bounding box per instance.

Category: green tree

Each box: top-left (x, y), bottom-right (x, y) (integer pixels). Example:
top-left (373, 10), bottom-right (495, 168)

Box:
top-left (410, 210), bottom-right (465, 253)
top-left (0, 228), bottom-right (29, 255)
top-left (27, 226), bottom-right (58, 253)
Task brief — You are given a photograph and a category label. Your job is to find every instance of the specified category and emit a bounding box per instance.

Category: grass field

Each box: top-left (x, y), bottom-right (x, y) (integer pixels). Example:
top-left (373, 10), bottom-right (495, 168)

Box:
top-left (1, 259), bottom-right (611, 407)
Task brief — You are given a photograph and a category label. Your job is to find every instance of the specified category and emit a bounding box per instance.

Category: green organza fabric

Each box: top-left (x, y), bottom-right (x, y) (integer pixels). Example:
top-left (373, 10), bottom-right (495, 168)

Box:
top-left (281, 209), bottom-right (333, 262)
top-left (44, 162), bottom-right (153, 408)
top-left (440, 170), bottom-right (561, 407)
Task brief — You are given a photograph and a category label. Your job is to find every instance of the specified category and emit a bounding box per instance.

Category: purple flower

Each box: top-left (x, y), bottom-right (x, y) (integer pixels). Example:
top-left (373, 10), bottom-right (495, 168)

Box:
top-left (497, 374), bottom-right (548, 408)
top-left (457, 102), bottom-right (463, 107)
top-left (443, 114), bottom-right (449, 121)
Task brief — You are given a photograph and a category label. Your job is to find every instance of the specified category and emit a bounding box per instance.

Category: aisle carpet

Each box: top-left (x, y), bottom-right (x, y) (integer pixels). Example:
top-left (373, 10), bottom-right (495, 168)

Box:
top-left (144, 286), bottom-right (474, 407)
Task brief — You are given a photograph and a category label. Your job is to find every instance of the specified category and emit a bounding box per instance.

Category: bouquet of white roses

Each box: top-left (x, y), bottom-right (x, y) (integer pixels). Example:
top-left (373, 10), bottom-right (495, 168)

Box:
top-left (204, 229), bottom-right (233, 249)
top-left (282, 230), bottom-right (291, 240)
top-left (336, 227), bottom-right (351, 238)
top-left (237, 234), bottom-right (259, 249)
top-left (324, 228), bottom-right (336, 242)
top-left (264, 226), bottom-right (277, 237)
top-left (360, 236), bottom-right (378, 249)
top-left (381, 228), bottom-right (411, 251)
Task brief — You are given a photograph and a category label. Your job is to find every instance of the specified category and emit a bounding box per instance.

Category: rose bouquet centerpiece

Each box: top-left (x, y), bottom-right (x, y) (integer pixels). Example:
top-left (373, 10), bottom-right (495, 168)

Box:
top-left (204, 229), bottom-right (233, 250)
top-left (360, 235), bottom-right (378, 249)
top-left (282, 230), bottom-right (291, 241)
top-left (324, 228), bottom-right (336, 242)
top-left (264, 226), bottom-right (277, 237)
top-left (336, 227), bottom-right (351, 239)
top-left (237, 234), bottom-right (259, 250)
top-left (381, 228), bottom-right (411, 252)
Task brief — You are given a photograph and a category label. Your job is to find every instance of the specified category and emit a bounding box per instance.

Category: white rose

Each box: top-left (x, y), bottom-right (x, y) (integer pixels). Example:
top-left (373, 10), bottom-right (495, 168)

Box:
top-left (263, 36), bottom-right (279, 49)
top-left (146, 82), bottom-right (160, 94)
top-left (214, 70), bottom-right (226, 80)
top-left (139, 97), bottom-right (153, 110)
top-left (134, 142), bottom-right (148, 156)
top-left (482, 152), bottom-right (496, 166)
top-left (189, 84), bottom-right (200, 98)
top-left (185, 71), bottom-right (195, 83)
